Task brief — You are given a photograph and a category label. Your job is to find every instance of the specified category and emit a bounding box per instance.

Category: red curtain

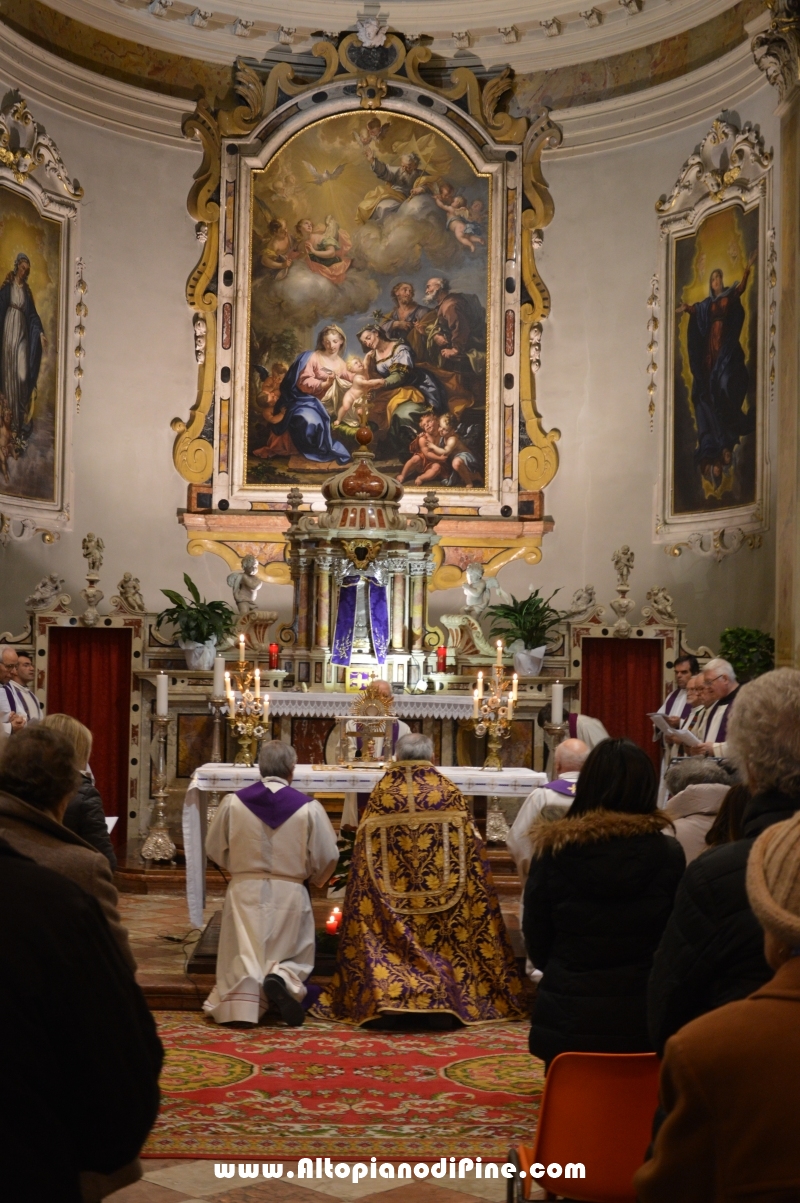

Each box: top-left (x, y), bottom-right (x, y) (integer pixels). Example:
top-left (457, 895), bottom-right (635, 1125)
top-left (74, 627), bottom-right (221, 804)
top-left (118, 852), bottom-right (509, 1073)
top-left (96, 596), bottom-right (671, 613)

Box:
top-left (47, 627), bottom-right (133, 846)
top-left (581, 638), bottom-right (663, 771)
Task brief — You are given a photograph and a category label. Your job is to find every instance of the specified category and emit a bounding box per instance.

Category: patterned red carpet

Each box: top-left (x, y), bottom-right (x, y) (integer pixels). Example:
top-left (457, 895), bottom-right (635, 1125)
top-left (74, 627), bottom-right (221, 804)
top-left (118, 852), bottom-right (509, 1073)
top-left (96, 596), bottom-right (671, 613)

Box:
top-left (145, 1011), bottom-right (544, 1160)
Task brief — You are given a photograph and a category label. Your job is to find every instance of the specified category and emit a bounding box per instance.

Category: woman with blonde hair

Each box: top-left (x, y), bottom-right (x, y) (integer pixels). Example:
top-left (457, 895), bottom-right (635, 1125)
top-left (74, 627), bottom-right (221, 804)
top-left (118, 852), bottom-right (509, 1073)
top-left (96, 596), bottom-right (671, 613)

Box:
top-left (42, 713), bottom-right (117, 871)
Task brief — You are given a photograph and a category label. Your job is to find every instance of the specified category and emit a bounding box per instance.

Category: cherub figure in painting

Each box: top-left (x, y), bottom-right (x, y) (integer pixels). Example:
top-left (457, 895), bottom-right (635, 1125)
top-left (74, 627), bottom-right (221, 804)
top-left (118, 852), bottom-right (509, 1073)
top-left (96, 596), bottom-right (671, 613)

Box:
top-left (294, 218), bottom-right (352, 284)
top-left (434, 194), bottom-right (486, 252)
top-left (396, 412), bottom-right (447, 485)
top-left (437, 414), bottom-right (482, 485)
top-left (352, 116), bottom-right (391, 149)
top-left (251, 363), bottom-right (294, 459)
top-left (260, 218), bottom-right (297, 280)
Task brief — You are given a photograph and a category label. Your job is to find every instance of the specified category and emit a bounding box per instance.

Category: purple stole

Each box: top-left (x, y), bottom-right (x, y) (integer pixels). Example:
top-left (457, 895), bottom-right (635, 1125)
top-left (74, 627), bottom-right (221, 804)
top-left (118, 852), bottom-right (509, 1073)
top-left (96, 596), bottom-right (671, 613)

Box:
top-left (547, 777), bottom-right (578, 799)
top-left (2, 683), bottom-right (17, 713)
top-left (708, 687), bottom-right (739, 744)
top-left (665, 689), bottom-right (693, 721)
top-left (568, 713), bottom-right (578, 739)
top-left (236, 780), bottom-right (312, 829)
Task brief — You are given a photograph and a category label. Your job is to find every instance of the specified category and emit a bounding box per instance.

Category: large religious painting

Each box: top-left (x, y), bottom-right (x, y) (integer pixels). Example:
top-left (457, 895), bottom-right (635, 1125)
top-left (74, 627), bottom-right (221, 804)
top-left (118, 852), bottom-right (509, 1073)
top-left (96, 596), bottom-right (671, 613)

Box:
top-left (672, 203), bottom-right (759, 513)
top-left (242, 113), bottom-right (490, 492)
top-left (0, 183), bottom-right (61, 503)
top-left (0, 96), bottom-right (80, 539)
top-left (655, 120), bottom-right (772, 557)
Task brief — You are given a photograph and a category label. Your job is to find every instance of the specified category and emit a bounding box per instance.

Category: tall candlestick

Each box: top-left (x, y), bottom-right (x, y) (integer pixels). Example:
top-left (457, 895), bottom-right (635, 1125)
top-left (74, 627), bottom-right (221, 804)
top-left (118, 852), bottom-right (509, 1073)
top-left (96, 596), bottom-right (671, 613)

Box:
top-left (551, 681), bottom-right (564, 725)
top-left (156, 672), bottom-right (168, 717)
top-left (496, 639), bottom-right (503, 667)
top-left (512, 673), bottom-right (518, 703)
top-left (254, 667), bottom-right (261, 699)
top-left (473, 688), bottom-right (479, 720)
top-left (213, 655), bottom-right (225, 698)
top-left (477, 670), bottom-right (484, 700)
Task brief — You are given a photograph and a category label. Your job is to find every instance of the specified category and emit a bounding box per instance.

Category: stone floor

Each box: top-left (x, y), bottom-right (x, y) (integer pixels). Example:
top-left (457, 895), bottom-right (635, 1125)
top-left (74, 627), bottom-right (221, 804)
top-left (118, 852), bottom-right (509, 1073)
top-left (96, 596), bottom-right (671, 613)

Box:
top-left (107, 1159), bottom-right (546, 1201)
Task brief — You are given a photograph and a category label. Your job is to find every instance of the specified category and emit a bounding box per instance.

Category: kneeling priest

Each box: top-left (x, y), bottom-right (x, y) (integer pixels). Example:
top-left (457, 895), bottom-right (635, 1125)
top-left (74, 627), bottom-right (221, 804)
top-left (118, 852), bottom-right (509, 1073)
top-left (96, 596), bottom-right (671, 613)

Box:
top-left (313, 732), bottom-right (526, 1026)
top-left (204, 741), bottom-right (338, 1027)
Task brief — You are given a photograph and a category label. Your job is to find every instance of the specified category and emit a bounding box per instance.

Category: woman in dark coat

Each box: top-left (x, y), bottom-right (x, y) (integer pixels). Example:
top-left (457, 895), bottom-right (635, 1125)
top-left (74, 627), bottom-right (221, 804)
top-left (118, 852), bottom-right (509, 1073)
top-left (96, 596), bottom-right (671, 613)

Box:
top-left (42, 713), bottom-right (117, 872)
top-left (523, 738), bottom-right (685, 1067)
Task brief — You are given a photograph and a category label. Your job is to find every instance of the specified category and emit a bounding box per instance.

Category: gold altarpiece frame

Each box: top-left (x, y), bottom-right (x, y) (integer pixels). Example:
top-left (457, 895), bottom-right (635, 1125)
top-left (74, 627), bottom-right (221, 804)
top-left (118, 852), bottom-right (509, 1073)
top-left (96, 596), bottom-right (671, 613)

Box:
top-left (173, 36), bottom-right (562, 591)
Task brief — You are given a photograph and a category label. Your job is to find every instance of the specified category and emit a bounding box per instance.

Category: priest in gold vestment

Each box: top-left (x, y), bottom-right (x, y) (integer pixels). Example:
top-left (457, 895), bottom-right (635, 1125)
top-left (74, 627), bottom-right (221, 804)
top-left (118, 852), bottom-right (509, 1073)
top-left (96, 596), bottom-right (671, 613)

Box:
top-left (313, 733), bottom-right (526, 1026)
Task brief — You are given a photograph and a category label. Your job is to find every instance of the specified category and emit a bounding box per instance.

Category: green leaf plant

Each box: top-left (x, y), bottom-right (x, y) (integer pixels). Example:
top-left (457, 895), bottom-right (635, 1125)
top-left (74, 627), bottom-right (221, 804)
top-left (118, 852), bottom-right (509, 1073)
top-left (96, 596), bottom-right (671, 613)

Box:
top-left (487, 588), bottom-right (564, 650)
top-left (156, 573), bottom-right (238, 646)
top-left (718, 627), bottom-right (775, 684)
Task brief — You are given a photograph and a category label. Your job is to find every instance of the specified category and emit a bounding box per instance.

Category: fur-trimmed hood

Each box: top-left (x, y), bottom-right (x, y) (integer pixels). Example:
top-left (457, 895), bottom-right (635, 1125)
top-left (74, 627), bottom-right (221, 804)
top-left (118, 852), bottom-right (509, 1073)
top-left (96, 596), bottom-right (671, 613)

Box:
top-left (530, 808), bottom-right (674, 858)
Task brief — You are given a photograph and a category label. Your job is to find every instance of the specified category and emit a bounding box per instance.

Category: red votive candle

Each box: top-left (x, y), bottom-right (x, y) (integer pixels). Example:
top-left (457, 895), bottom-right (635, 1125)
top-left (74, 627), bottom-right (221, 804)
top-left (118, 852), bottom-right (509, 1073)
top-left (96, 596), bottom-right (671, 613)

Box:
top-left (268, 643), bottom-right (279, 670)
top-left (325, 914), bottom-right (337, 935)
top-left (436, 646), bottom-right (448, 673)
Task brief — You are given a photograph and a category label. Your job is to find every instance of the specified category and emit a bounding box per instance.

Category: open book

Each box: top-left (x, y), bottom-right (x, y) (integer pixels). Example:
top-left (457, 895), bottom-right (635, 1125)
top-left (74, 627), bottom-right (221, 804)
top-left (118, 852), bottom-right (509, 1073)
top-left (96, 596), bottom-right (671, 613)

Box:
top-left (648, 712), bottom-right (702, 747)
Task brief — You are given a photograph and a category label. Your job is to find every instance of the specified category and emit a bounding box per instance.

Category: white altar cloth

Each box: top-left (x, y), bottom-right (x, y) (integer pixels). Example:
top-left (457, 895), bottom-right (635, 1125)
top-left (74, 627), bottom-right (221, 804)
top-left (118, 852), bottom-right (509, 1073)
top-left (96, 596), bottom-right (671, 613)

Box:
top-left (265, 692), bottom-right (475, 720)
top-left (182, 763), bottom-right (546, 928)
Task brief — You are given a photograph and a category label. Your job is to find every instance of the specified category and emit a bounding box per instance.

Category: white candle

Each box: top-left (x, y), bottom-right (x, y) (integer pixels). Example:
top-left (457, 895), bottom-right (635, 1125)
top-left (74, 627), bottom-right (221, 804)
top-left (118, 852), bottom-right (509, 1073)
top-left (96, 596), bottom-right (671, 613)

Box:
top-left (254, 667), bottom-right (261, 699)
top-left (156, 672), bottom-right (168, 717)
top-left (512, 673), bottom-right (518, 703)
top-left (477, 670), bottom-right (484, 700)
top-left (551, 682), bottom-right (564, 725)
top-left (496, 639), bottom-right (503, 667)
top-left (262, 694), bottom-right (269, 722)
top-left (507, 694), bottom-right (514, 721)
top-left (213, 655), bottom-right (225, 698)
top-left (473, 689), bottom-right (479, 720)
top-left (224, 671), bottom-right (234, 707)
top-left (238, 634), bottom-right (246, 661)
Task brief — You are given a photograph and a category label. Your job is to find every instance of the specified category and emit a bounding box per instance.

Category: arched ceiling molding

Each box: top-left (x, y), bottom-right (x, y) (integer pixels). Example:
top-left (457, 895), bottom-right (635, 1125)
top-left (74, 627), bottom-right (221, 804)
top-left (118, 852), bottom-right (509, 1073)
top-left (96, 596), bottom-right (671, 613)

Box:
top-left (549, 13), bottom-right (769, 156)
top-left (0, 20), bottom-right (197, 146)
top-left (29, 0), bottom-right (758, 73)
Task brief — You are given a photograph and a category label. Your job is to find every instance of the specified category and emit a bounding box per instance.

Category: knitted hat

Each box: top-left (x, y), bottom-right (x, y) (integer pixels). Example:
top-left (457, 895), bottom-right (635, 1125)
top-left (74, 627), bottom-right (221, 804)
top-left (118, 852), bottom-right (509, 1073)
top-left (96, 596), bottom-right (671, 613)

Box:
top-left (746, 811), bottom-right (800, 948)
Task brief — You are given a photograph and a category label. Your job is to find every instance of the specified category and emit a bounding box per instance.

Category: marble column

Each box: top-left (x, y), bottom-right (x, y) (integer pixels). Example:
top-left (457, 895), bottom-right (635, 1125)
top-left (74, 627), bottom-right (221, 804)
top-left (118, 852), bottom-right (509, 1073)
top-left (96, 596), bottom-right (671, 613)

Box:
top-left (314, 559), bottom-right (332, 649)
top-left (753, 5), bottom-right (800, 664)
top-left (410, 564), bottom-right (425, 651)
top-left (391, 561), bottom-right (407, 651)
top-left (296, 556), bottom-right (311, 649)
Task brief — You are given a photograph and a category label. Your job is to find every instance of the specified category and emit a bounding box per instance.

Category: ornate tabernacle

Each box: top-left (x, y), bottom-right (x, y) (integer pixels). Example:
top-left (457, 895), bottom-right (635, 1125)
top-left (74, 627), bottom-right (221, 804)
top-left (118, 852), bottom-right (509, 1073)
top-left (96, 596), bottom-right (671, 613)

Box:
top-left (279, 417), bottom-right (441, 688)
top-left (336, 680), bottom-right (398, 766)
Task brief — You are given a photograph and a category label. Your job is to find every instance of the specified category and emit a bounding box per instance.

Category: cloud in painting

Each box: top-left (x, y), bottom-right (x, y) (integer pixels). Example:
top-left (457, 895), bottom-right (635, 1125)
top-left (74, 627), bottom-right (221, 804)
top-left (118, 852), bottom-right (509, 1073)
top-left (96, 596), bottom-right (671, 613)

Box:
top-left (352, 196), bottom-right (464, 277)
top-left (251, 262), bottom-right (380, 330)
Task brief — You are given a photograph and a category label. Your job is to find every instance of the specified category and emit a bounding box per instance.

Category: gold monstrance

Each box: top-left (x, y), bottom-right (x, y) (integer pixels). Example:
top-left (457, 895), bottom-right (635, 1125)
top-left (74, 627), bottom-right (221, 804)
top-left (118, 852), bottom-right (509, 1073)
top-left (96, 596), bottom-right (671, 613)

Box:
top-left (471, 639), bottom-right (519, 769)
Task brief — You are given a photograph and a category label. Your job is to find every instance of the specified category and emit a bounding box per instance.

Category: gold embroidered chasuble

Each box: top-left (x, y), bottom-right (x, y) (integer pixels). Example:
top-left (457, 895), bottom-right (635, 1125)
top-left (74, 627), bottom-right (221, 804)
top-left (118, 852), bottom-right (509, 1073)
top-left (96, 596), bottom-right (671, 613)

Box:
top-left (311, 761), bottom-right (526, 1025)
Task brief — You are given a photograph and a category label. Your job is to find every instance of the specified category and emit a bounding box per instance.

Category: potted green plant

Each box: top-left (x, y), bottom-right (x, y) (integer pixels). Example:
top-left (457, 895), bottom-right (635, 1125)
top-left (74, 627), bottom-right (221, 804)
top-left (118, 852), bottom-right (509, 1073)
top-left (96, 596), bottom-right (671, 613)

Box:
top-left (487, 588), bottom-right (564, 675)
top-left (156, 573), bottom-right (238, 670)
top-left (718, 627), bottom-right (775, 683)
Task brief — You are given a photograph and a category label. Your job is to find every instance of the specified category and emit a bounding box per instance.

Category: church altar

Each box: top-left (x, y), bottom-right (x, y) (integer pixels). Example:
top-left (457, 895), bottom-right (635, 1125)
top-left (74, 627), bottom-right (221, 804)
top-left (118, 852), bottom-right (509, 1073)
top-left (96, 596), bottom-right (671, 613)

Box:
top-left (264, 691), bottom-right (476, 720)
top-left (182, 763), bottom-right (546, 927)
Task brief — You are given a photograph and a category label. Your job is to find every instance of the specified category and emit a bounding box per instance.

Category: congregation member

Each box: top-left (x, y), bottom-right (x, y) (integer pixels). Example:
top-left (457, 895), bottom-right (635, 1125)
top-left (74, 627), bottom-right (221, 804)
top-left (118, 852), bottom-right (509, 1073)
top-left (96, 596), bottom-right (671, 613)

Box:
top-left (8, 650), bottom-right (42, 721)
top-left (43, 713), bottom-right (117, 871)
top-left (662, 757), bottom-right (733, 864)
top-left (204, 740), bottom-right (339, 1027)
top-left (314, 732), bottom-right (526, 1027)
top-left (523, 738), bottom-right (684, 1068)
top-left (0, 725), bottom-right (135, 971)
top-left (648, 667), bottom-right (800, 1056)
top-left (0, 836), bottom-right (162, 1203)
top-left (0, 646), bottom-right (26, 734)
top-left (635, 810), bottom-right (800, 1202)
top-left (704, 783), bottom-right (750, 848)
top-left (691, 657), bottom-right (740, 758)
top-left (508, 737), bottom-right (589, 982)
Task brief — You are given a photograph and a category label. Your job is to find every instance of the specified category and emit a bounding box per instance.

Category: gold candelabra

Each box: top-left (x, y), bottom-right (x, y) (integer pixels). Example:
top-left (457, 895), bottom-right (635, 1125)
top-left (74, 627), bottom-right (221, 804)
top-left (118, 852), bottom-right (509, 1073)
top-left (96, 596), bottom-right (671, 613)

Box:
top-left (224, 639), bottom-right (270, 766)
top-left (471, 641), bottom-right (519, 770)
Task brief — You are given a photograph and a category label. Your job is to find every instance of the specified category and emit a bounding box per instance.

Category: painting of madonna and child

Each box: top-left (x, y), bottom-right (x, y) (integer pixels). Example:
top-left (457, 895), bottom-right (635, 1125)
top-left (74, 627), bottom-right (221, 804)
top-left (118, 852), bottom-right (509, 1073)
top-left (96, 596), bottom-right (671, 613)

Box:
top-left (672, 203), bottom-right (760, 514)
top-left (245, 112), bottom-right (490, 491)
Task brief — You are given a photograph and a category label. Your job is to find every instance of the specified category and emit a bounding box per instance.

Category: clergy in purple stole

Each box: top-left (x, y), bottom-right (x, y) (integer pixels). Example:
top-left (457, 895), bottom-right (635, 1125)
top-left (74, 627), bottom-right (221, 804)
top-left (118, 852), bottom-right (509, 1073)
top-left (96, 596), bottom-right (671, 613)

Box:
top-left (312, 732), bottom-right (526, 1026)
top-left (203, 742), bottom-right (338, 1026)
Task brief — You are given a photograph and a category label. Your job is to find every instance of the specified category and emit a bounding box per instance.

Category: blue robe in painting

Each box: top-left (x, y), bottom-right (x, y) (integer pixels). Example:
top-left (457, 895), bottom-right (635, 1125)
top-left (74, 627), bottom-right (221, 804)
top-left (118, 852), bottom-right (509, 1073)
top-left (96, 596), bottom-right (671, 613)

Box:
top-left (686, 281), bottom-right (754, 466)
top-left (0, 278), bottom-right (45, 441)
top-left (271, 352), bottom-right (351, 465)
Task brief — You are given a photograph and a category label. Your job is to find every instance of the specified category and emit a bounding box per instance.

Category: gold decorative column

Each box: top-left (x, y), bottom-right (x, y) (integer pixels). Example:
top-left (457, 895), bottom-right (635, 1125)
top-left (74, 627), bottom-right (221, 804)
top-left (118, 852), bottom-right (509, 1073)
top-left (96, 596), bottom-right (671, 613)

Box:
top-left (315, 558), bottom-right (332, 649)
top-left (753, 4), bottom-right (800, 665)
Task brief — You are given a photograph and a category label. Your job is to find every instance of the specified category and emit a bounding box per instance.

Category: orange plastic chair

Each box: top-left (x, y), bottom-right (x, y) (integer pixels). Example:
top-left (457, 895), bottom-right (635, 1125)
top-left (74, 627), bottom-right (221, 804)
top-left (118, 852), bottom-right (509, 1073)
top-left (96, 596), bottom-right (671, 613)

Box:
top-left (508, 1052), bottom-right (660, 1203)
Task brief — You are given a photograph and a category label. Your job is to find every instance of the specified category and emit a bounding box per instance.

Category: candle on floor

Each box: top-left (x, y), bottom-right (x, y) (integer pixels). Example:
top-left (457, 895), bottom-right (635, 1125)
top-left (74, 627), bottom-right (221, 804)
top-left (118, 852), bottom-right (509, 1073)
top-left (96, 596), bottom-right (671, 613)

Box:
top-left (551, 681), bottom-right (564, 725)
top-left (477, 670), bottom-right (484, 700)
top-left (496, 640), bottom-right (503, 667)
top-left (156, 672), bottom-right (168, 717)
